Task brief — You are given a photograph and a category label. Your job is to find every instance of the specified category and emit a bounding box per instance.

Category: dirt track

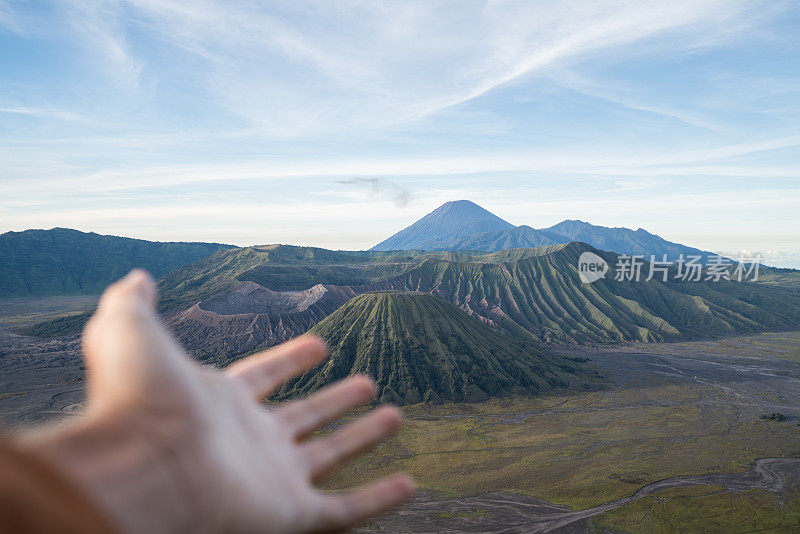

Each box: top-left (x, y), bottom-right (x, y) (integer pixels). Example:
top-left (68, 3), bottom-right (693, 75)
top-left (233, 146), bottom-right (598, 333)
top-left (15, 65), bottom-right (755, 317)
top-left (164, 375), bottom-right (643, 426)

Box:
top-left (357, 458), bottom-right (800, 533)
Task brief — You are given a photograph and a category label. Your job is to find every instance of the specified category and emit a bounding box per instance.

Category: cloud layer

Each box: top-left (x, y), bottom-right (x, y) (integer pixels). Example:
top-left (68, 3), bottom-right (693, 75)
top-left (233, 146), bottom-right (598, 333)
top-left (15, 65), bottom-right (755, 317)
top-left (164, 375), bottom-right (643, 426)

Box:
top-left (1, 1), bottom-right (799, 264)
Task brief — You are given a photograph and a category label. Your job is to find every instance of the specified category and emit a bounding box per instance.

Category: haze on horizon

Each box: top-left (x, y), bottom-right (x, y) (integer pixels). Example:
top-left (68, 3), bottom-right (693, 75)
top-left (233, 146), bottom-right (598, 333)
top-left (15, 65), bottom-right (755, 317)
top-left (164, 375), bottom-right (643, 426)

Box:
top-left (1, 1), bottom-right (799, 267)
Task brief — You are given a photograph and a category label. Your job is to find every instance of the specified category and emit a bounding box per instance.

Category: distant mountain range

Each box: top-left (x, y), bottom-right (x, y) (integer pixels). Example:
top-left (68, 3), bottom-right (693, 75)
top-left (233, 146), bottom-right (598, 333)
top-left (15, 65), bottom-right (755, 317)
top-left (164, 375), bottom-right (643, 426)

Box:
top-left (0, 203), bottom-right (743, 301)
top-left (0, 228), bottom-right (235, 298)
top-left (543, 219), bottom-right (711, 260)
top-left (371, 200), bottom-right (713, 260)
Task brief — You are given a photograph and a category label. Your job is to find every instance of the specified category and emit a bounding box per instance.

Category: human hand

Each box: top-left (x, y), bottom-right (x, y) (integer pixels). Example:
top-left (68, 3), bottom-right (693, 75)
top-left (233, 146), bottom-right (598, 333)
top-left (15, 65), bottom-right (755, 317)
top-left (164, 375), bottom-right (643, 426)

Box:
top-left (26, 269), bottom-right (414, 533)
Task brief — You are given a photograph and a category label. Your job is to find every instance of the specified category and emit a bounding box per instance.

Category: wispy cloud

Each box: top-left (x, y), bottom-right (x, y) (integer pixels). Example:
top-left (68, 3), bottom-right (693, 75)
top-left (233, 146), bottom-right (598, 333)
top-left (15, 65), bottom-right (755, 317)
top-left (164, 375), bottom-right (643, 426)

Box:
top-left (418, 1), bottom-right (758, 116)
top-left (5, 131), bottom-right (798, 197)
top-left (0, 106), bottom-right (94, 123)
top-left (550, 70), bottom-right (724, 131)
top-left (333, 178), bottom-right (412, 207)
top-left (64, 0), bottom-right (143, 90)
top-left (77, 0), bottom-right (763, 135)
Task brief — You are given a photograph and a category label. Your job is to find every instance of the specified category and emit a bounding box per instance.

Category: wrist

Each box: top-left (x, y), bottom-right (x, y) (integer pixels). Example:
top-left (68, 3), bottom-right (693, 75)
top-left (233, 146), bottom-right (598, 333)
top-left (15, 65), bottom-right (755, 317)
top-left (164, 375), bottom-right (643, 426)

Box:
top-left (22, 410), bottom-right (195, 534)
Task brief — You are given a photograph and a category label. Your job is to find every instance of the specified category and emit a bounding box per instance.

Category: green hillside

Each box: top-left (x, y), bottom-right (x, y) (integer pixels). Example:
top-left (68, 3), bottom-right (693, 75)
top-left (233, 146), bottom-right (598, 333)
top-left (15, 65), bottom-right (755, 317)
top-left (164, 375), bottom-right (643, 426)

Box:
top-left (371, 242), bottom-right (800, 343)
top-left (0, 228), bottom-right (234, 298)
top-left (278, 292), bottom-right (585, 404)
top-left (24, 244), bottom-right (515, 337)
top-left (156, 244), bottom-right (428, 314)
top-left (27, 242), bottom-right (800, 345)
top-left (754, 266), bottom-right (800, 290)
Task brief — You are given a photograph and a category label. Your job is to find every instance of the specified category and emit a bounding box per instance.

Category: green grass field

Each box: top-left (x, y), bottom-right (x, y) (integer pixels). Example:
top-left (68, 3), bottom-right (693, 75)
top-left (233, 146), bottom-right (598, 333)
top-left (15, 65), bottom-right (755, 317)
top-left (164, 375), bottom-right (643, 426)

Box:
top-left (0, 296), bottom-right (98, 330)
top-left (325, 381), bottom-right (800, 510)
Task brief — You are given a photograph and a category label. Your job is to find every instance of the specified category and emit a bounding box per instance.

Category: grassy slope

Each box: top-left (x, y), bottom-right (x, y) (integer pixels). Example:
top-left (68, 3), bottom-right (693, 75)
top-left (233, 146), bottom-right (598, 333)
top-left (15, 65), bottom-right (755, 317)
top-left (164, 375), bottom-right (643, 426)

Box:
top-left (372, 242), bottom-right (800, 343)
top-left (279, 292), bottom-right (587, 404)
top-left (27, 242), bottom-right (800, 343)
top-left (755, 266), bottom-right (800, 290)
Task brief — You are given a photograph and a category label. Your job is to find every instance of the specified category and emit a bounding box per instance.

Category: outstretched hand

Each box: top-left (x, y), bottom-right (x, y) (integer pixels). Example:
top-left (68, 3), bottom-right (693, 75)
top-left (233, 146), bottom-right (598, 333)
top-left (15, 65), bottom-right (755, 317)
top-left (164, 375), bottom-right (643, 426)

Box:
top-left (28, 269), bottom-right (414, 533)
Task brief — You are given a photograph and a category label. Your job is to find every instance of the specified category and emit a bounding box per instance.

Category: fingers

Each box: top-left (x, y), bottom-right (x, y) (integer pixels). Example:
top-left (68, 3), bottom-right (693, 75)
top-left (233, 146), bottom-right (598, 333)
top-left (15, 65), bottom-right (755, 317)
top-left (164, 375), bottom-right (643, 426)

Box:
top-left (274, 375), bottom-right (377, 440)
top-left (313, 475), bottom-right (415, 532)
top-left (225, 335), bottom-right (328, 400)
top-left (96, 268), bottom-right (157, 314)
top-left (302, 406), bottom-right (402, 482)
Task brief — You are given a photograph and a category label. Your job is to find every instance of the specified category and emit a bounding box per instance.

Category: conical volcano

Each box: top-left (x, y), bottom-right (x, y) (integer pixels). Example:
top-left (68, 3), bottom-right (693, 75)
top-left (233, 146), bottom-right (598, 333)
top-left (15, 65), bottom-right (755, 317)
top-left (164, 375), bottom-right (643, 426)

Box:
top-left (278, 291), bottom-right (581, 404)
top-left (370, 200), bottom-right (515, 251)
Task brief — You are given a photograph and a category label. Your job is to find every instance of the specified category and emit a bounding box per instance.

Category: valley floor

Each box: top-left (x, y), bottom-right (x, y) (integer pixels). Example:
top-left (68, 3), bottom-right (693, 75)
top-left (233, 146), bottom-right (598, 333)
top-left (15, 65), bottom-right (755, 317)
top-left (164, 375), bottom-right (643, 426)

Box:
top-left (0, 295), bottom-right (98, 331)
top-left (342, 331), bottom-right (800, 533)
top-left (2, 329), bottom-right (800, 532)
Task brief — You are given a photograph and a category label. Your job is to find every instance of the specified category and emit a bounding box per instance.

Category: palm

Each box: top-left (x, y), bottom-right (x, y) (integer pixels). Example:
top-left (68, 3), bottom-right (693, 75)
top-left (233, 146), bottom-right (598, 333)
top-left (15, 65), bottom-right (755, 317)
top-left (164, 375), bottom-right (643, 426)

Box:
top-left (81, 270), bottom-right (413, 533)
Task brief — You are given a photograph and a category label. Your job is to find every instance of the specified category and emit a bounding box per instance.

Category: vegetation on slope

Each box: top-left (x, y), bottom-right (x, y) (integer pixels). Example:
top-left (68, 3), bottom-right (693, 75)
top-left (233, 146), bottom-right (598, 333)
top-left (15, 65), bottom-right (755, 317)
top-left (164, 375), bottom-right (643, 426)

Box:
top-left (755, 266), bottom-right (800, 290)
top-left (450, 225), bottom-right (569, 251)
top-left (278, 292), bottom-right (584, 404)
top-left (0, 228), bottom-right (234, 298)
top-left (370, 242), bottom-right (800, 344)
top-left (24, 244), bottom-right (540, 337)
top-left (156, 245), bottom-right (428, 314)
top-left (27, 242), bottom-right (800, 345)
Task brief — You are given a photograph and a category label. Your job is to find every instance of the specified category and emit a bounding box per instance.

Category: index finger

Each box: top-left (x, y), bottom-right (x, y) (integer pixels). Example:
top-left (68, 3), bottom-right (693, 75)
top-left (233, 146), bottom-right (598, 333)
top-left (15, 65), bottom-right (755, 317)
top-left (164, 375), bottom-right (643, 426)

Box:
top-left (225, 335), bottom-right (328, 400)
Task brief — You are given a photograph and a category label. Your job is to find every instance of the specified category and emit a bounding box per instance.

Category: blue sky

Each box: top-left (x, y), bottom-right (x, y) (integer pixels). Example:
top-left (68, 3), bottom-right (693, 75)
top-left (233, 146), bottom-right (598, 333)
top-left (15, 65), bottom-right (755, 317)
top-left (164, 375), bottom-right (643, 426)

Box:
top-left (1, 1), bottom-right (799, 266)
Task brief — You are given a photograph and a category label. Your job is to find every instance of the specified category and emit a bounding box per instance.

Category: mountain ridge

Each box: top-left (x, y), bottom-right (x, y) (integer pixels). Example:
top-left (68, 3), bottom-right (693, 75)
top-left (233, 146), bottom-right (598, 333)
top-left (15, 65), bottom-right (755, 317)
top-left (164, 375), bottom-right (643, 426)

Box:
top-left (0, 228), bottom-right (236, 298)
top-left (543, 219), bottom-right (712, 260)
top-left (24, 242), bottom-right (800, 357)
top-left (367, 241), bottom-right (800, 344)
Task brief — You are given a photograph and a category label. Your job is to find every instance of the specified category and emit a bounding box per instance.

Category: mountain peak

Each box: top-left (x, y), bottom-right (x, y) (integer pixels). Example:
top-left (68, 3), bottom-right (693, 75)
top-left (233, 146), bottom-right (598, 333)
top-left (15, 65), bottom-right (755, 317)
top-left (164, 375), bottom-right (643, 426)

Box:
top-left (438, 199), bottom-right (483, 209)
top-left (429, 199), bottom-right (506, 219)
top-left (370, 200), bottom-right (513, 251)
top-left (442, 199), bottom-right (475, 205)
